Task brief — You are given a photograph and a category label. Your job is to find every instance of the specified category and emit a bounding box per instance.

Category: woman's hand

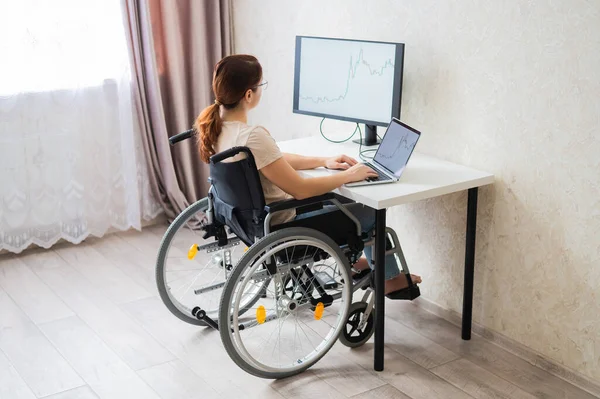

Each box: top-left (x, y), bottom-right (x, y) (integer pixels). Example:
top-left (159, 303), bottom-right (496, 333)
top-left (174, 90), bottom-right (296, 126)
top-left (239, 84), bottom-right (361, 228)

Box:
top-left (324, 154), bottom-right (358, 170)
top-left (342, 163), bottom-right (378, 183)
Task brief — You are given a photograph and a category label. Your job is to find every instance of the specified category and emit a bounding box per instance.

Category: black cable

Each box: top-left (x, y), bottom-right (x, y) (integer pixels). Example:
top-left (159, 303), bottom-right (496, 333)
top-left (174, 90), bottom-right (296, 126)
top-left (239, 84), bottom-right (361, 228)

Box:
top-left (357, 124), bottom-right (378, 162)
top-left (319, 118), bottom-right (358, 143)
top-left (319, 118), bottom-right (379, 163)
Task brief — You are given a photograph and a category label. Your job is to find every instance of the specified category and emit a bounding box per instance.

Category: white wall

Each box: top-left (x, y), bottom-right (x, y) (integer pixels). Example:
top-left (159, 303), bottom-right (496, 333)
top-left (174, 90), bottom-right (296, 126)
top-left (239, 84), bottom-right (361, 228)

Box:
top-left (232, 0), bottom-right (600, 382)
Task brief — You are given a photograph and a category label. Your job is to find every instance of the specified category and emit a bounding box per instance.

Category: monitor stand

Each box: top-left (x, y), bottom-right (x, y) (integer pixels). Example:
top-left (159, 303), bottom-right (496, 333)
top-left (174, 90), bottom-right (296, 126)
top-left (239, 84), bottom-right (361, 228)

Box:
top-left (353, 124), bottom-right (381, 146)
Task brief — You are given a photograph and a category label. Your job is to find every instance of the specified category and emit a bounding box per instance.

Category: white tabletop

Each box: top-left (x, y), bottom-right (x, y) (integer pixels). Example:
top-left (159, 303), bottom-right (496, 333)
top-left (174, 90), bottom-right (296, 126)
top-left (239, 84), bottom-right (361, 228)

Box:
top-left (278, 137), bottom-right (495, 210)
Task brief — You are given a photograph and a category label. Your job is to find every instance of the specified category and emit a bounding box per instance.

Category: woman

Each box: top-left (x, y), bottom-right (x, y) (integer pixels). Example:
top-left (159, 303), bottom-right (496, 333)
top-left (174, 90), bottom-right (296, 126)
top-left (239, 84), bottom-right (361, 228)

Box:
top-left (194, 54), bottom-right (421, 297)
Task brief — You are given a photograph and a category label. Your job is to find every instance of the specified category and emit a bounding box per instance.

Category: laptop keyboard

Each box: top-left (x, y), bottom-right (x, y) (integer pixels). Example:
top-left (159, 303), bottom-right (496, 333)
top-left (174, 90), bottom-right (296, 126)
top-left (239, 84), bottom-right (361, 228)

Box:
top-left (366, 174), bottom-right (392, 182)
top-left (365, 163), bottom-right (392, 182)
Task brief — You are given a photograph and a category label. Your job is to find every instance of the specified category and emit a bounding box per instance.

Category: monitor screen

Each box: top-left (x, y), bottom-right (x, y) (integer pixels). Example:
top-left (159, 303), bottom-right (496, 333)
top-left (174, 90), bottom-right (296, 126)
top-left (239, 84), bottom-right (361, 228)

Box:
top-left (293, 36), bottom-right (404, 126)
top-left (374, 119), bottom-right (420, 176)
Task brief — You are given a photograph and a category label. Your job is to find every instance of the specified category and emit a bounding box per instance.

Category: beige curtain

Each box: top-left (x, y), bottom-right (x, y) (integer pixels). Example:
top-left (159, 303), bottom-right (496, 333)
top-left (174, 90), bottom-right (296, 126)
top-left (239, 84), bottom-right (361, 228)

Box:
top-left (123, 0), bottom-right (232, 220)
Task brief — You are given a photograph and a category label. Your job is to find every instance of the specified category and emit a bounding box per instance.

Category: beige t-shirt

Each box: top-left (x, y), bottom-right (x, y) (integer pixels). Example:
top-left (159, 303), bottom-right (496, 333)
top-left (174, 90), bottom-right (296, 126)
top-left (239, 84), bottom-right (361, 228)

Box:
top-left (214, 121), bottom-right (295, 225)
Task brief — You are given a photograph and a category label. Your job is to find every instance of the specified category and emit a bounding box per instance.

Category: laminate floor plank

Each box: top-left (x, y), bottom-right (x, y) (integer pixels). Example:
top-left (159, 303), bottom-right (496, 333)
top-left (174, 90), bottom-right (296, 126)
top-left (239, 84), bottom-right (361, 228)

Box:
top-left (0, 350), bottom-right (37, 399)
top-left (0, 290), bottom-right (84, 397)
top-left (39, 316), bottom-right (161, 399)
top-left (387, 302), bottom-right (599, 399)
top-left (349, 384), bottom-right (413, 399)
top-left (31, 261), bottom-right (174, 371)
top-left (0, 254), bottom-right (74, 324)
top-left (54, 243), bottom-right (150, 304)
top-left (42, 386), bottom-right (101, 399)
top-left (137, 360), bottom-right (220, 399)
top-left (431, 358), bottom-right (538, 399)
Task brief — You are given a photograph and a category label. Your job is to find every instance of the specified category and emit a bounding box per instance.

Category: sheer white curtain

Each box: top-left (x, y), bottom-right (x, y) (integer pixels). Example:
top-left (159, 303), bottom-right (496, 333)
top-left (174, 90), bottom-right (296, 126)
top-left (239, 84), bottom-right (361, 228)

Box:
top-left (0, 0), bottom-right (162, 253)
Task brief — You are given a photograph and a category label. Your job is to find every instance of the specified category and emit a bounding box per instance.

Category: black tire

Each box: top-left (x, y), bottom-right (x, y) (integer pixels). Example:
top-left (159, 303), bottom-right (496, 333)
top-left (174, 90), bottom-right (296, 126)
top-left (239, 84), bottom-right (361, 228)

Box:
top-left (156, 198), bottom-right (267, 326)
top-left (156, 198), bottom-right (210, 326)
top-left (338, 301), bottom-right (374, 348)
top-left (219, 227), bottom-right (352, 379)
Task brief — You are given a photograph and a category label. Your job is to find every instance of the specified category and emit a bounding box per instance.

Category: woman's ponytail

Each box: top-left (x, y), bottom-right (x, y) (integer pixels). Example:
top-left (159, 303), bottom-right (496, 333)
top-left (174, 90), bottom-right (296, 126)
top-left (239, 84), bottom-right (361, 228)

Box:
top-left (194, 102), bottom-right (222, 163)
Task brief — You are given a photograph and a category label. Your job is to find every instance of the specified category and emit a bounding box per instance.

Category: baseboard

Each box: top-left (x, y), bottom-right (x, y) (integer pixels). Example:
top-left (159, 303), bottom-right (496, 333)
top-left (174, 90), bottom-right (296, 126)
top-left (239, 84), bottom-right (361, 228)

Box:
top-left (414, 297), bottom-right (600, 398)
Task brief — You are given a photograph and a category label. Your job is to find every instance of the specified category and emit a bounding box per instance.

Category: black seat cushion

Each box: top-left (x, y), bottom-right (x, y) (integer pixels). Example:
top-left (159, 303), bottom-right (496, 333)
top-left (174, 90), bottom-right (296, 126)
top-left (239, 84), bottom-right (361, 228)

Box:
top-left (272, 209), bottom-right (357, 247)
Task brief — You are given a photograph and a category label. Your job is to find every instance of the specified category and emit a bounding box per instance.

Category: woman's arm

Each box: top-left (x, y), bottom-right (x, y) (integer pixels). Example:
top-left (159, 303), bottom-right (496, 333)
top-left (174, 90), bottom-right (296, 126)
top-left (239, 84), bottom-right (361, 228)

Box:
top-left (261, 157), bottom-right (377, 200)
top-left (283, 153), bottom-right (358, 170)
top-left (282, 153), bottom-right (325, 170)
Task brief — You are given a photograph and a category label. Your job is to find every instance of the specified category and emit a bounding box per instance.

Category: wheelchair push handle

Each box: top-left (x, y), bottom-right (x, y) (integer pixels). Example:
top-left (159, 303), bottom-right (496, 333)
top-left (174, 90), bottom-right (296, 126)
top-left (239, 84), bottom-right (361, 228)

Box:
top-left (169, 129), bottom-right (195, 146)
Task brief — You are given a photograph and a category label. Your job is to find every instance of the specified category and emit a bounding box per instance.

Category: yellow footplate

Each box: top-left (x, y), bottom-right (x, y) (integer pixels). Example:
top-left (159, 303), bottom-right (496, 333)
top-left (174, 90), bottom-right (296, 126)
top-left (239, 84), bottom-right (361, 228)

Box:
top-left (314, 302), bottom-right (324, 320)
top-left (256, 305), bottom-right (266, 324)
top-left (187, 244), bottom-right (198, 260)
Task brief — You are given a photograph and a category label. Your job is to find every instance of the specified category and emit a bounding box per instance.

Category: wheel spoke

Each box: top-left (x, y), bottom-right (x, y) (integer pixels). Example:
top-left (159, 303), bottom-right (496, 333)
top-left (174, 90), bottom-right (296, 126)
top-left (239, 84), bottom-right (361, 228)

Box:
top-left (223, 231), bottom-right (352, 377)
top-left (157, 199), bottom-right (269, 326)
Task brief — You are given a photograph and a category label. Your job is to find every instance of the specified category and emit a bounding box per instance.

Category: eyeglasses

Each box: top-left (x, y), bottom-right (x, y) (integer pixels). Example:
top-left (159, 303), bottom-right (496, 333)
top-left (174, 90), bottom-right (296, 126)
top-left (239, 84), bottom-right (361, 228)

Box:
top-left (253, 80), bottom-right (268, 91)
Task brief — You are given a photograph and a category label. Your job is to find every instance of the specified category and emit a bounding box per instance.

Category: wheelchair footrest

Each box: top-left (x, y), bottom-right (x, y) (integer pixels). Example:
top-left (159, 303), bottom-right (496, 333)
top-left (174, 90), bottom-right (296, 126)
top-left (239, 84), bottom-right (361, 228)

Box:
top-left (192, 307), bottom-right (219, 330)
top-left (386, 284), bottom-right (421, 301)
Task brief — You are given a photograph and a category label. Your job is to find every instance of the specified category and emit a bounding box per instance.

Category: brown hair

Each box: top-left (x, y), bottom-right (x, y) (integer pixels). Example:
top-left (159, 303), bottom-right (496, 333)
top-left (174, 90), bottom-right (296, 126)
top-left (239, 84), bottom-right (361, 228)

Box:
top-left (194, 55), bottom-right (263, 163)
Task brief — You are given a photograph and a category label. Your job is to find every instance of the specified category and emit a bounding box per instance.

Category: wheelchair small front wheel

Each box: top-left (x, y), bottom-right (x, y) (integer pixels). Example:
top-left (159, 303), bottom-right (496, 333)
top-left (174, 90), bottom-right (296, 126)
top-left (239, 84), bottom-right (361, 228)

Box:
top-left (219, 227), bottom-right (352, 379)
top-left (338, 301), bottom-right (374, 348)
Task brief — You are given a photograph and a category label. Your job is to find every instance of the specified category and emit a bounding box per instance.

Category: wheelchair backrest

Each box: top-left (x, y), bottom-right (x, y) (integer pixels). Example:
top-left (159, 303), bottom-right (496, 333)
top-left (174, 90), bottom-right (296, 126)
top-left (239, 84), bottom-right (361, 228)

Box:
top-left (209, 146), bottom-right (266, 245)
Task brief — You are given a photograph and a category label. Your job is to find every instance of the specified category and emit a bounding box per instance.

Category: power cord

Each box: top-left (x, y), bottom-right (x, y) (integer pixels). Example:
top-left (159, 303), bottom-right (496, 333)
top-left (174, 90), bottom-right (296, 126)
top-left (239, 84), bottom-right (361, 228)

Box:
top-left (319, 118), bottom-right (379, 162)
top-left (356, 124), bottom-right (378, 162)
top-left (319, 118), bottom-right (358, 143)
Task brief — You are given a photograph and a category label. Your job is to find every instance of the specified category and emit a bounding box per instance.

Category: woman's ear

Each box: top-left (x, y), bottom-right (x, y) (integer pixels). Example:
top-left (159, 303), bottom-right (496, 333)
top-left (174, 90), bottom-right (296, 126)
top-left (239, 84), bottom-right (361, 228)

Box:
top-left (244, 89), bottom-right (253, 103)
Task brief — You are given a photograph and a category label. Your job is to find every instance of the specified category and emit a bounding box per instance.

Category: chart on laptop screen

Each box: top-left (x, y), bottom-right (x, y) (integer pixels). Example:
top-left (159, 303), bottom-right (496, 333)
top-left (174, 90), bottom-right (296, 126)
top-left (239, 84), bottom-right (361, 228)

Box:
top-left (297, 37), bottom-right (396, 124)
top-left (374, 124), bottom-right (419, 175)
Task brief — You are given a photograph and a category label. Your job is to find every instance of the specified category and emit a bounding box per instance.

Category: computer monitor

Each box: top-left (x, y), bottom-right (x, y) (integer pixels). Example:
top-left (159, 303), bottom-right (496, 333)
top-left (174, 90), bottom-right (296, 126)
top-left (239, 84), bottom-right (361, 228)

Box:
top-left (293, 35), bottom-right (405, 145)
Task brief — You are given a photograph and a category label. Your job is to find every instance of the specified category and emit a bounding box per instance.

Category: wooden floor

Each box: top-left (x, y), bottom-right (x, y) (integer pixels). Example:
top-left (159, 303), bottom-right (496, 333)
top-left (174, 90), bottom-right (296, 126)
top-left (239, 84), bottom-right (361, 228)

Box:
top-left (0, 225), bottom-right (596, 399)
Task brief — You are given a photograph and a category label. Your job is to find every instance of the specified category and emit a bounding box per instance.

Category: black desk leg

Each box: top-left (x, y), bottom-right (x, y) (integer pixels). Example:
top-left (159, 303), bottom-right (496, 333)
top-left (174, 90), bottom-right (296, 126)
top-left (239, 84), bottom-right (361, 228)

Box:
top-left (374, 209), bottom-right (386, 371)
top-left (462, 187), bottom-right (478, 340)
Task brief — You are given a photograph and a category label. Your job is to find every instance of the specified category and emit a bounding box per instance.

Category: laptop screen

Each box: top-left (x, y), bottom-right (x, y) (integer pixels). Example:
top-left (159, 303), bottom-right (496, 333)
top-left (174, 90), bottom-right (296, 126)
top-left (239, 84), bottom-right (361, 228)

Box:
top-left (373, 119), bottom-right (420, 176)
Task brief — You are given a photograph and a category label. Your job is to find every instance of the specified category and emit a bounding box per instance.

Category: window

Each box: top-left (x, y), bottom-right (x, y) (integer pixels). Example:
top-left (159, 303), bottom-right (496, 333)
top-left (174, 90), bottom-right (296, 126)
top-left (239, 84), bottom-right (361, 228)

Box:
top-left (0, 0), bottom-right (129, 95)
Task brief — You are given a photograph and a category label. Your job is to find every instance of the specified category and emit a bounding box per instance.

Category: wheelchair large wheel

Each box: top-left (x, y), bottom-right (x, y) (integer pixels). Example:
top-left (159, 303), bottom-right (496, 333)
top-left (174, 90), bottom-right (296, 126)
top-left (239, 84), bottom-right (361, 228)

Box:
top-left (156, 198), bottom-right (267, 326)
top-left (219, 227), bottom-right (352, 379)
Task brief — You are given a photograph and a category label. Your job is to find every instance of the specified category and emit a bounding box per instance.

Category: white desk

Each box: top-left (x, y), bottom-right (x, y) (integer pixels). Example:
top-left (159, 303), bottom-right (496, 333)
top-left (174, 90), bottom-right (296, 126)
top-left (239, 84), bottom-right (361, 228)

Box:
top-left (278, 137), bottom-right (495, 371)
top-left (278, 138), bottom-right (494, 209)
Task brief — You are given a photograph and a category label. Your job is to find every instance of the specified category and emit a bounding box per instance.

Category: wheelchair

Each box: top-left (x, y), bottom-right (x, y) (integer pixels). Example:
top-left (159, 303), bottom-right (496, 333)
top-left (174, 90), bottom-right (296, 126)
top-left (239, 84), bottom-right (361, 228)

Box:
top-left (156, 129), bottom-right (420, 379)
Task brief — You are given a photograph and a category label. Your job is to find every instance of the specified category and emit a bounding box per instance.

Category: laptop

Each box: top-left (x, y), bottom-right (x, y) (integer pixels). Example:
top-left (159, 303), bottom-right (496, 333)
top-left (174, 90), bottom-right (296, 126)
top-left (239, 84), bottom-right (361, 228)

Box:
top-left (345, 118), bottom-right (421, 187)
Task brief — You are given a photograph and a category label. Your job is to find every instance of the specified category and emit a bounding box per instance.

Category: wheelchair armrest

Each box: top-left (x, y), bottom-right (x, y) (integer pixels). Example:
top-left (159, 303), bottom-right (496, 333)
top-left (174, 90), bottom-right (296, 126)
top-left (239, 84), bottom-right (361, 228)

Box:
top-left (264, 193), bottom-right (336, 214)
top-left (264, 193), bottom-right (362, 237)
top-left (210, 146), bottom-right (253, 164)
